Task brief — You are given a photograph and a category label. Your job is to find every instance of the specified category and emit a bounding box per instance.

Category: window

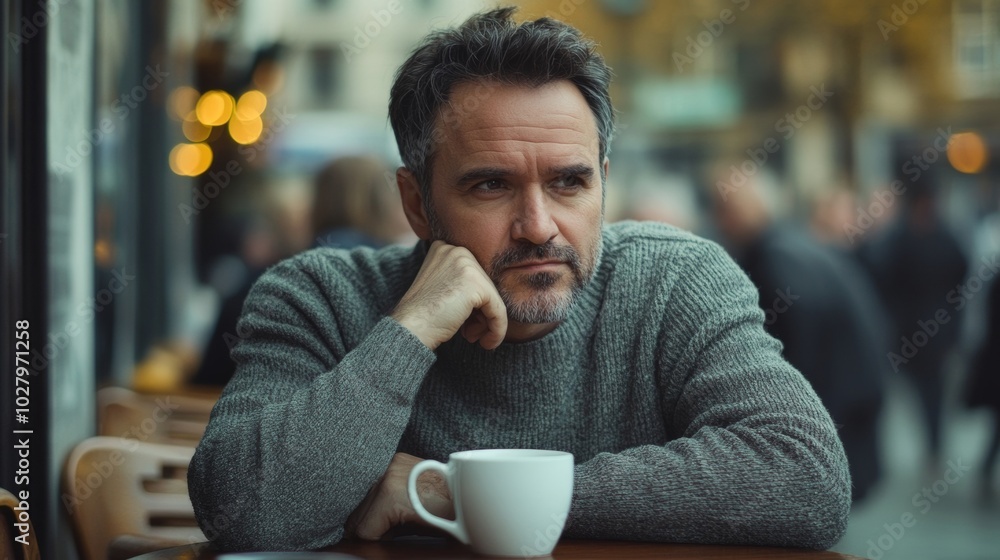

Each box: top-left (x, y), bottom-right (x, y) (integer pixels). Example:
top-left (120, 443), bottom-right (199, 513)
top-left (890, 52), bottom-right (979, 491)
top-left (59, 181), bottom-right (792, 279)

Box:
top-left (954, 0), bottom-right (1000, 97)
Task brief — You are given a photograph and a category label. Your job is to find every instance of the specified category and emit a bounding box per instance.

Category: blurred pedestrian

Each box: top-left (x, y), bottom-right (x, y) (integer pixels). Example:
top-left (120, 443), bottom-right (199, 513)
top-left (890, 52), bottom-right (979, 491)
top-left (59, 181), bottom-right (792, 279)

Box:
top-left (190, 193), bottom-right (303, 387)
top-left (964, 275), bottom-right (1000, 501)
top-left (862, 181), bottom-right (968, 469)
top-left (190, 156), bottom-right (410, 387)
top-left (311, 155), bottom-right (411, 249)
top-left (709, 170), bottom-right (889, 501)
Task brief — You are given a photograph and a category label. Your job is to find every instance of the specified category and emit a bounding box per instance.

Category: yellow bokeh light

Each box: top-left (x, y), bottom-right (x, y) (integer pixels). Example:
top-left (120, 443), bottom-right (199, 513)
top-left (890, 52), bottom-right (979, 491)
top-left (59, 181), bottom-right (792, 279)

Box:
top-left (169, 143), bottom-right (213, 176)
top-left (94, 238), bottom-right (115, 266)
top-left (182, 111), bottom-right (212, 142)
top-left (947, 132), bottom-right (989, 174)
top-left (195, 90), bottom-right (234, 127)
top-left (228, 115), bottom-right (264, 145)
top-left (168, 86), bottom-right (200, 120)
top-left (235, 90), bottom-right (267, 120)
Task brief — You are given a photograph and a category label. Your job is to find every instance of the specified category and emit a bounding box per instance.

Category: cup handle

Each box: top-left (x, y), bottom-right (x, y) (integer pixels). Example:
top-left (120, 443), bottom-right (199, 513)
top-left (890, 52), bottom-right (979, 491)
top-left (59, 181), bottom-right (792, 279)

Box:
top-left (407, 459), bottom-right (469, 544)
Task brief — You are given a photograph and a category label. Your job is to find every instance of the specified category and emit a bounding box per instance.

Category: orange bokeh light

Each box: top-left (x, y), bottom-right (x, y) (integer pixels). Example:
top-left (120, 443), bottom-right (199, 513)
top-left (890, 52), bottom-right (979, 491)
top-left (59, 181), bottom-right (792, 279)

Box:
top-left (947, 131), bottom-right (989, 174)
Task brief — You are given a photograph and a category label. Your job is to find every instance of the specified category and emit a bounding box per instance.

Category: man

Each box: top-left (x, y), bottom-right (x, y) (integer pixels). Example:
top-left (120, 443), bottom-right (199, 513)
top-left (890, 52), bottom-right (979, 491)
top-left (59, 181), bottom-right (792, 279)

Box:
top-left (709, 171), bottom-right (888, 502)
top-left (860, 179), bottom-right (967, 471)
top-left (188, 7), bottom-right (850, 551)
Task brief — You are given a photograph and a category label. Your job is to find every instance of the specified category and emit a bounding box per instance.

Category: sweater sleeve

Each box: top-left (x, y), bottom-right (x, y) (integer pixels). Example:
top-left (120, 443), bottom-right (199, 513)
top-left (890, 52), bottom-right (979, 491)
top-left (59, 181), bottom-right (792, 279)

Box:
top-left (187, 256), bottom-right (436, 551)
top-left (567, 241), bottom-right (851, 549)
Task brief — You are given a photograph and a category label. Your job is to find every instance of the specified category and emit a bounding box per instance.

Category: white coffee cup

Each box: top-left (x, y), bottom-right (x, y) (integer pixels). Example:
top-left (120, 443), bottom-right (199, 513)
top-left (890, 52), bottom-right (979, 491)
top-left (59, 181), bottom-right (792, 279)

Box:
top-left (407, 449), bottom-right (574, 557)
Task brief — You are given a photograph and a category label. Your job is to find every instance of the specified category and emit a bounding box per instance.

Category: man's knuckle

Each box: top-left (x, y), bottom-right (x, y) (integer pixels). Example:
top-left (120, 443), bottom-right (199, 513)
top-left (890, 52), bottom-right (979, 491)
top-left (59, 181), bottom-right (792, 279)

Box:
top-left (458, 262), bottom-right (480, 279)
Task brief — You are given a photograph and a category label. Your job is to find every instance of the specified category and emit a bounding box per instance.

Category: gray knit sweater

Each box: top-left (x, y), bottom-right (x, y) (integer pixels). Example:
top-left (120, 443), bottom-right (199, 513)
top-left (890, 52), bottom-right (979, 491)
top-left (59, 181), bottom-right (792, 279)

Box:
top-left (188, 221), bottom-right (851, 551)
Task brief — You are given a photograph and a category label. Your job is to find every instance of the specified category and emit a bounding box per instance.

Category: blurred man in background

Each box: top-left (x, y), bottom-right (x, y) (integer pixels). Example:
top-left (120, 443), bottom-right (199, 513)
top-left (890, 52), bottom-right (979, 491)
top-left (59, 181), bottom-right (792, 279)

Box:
top-left (964, 276), bottom-right (1000, 502)
top-left (190, 191), bottom-right (306, 386)
top-left (860, 177), bottom-right (968, 470)
top-left (709, 168), bottom-right (889, 501)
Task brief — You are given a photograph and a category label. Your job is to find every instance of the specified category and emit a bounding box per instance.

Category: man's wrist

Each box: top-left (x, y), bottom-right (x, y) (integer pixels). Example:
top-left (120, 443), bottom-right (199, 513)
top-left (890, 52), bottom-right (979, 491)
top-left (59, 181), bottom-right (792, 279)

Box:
top-left (390, 311), bottom-right (437, 350)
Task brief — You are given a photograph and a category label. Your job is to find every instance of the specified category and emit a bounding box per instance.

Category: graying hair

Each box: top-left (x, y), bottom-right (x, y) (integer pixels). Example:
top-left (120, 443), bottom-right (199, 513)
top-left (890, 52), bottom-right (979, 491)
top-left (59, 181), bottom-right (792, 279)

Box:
top-left (388, 6), bottom-right (615, 202)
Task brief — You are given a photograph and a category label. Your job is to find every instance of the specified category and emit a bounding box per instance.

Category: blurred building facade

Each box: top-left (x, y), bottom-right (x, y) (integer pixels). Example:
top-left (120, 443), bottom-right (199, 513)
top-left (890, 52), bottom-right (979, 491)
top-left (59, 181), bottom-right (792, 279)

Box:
top-left (517, 0), bottom-right (999, 228)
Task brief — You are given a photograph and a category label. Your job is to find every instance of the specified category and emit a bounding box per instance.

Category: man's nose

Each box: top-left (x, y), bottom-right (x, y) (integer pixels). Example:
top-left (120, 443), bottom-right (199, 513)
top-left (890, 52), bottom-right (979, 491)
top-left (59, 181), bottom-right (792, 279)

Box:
top-left (511, 188), bottom-right (558, 245)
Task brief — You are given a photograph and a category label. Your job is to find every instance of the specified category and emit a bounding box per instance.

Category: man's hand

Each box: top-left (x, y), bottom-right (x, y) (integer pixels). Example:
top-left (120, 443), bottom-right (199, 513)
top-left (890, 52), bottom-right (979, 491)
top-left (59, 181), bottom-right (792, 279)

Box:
top-left (391, 240), bottom-right (508, 350)
top-left (346, 452), bottom-right (454, 540)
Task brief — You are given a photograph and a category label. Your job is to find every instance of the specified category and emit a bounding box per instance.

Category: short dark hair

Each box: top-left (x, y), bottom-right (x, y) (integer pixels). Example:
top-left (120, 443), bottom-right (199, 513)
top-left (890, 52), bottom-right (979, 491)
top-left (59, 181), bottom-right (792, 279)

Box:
top-left (388, 6), bottom-right (615, 199)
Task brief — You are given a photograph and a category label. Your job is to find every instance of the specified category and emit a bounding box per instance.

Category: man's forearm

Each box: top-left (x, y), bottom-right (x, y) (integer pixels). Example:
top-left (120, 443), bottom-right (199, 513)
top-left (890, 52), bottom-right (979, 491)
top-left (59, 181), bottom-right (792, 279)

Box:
top-left (565, 413), bottom-right (850, 549)
top-left (188, 317), bottom-right (436, 551)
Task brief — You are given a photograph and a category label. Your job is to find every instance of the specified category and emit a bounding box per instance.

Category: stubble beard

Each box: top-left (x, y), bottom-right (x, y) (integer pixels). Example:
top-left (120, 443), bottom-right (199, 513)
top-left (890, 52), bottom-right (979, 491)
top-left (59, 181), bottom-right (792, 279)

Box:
top-left (426, 205), bottom-right (602, 324)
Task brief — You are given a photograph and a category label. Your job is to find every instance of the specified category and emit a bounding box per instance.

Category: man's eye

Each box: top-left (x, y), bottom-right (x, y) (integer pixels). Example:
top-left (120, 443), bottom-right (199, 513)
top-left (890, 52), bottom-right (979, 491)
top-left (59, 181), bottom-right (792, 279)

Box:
top-left (553, 175), bottom-right (583, 189)
top-left (471, 179), bottom-right (504, 192)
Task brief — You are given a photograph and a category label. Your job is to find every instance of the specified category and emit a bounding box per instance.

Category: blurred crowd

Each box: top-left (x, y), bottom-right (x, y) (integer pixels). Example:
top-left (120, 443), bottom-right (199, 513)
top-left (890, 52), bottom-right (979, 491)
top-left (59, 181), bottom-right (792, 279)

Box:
top-left (717, 163), bottom-right (1000, 509)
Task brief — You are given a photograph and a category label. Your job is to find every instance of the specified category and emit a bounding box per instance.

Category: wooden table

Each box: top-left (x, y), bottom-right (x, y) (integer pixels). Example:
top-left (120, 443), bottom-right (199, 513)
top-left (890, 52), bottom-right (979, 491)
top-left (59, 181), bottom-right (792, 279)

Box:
top-left (129, 538), bottom-right (867, 559)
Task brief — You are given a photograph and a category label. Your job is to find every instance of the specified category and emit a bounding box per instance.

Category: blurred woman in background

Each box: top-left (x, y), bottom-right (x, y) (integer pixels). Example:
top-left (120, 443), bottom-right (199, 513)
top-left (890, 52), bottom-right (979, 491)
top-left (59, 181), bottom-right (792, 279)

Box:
top-left (311, 155), bottom-right (411, 249)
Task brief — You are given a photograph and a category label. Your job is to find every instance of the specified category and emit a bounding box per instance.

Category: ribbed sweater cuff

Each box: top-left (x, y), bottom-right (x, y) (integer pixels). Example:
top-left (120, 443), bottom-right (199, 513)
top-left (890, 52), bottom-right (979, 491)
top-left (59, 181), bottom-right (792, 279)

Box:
top-left (346, 316), bottom-right (437, 401)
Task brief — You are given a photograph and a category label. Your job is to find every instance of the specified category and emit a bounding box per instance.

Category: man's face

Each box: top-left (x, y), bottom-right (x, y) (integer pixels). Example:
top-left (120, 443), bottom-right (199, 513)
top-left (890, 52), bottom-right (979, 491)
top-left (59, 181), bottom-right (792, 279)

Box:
top-left (424, 80), bottom-right (605, 324)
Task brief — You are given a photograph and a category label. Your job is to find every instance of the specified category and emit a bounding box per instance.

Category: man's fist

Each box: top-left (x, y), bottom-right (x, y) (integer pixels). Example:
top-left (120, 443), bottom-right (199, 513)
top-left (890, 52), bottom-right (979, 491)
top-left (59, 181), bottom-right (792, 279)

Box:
top-left (346, 452), bottom-right (454, 540)
top-left (391, 241), bottom-right (508, 350)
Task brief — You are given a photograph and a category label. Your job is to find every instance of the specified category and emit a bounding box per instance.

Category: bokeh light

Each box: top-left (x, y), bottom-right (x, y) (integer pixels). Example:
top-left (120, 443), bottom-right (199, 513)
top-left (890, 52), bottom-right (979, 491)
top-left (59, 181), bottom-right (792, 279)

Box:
top-left (228, 115), bottom-right (264, 145)
top-left (182, 111), bottom-right (212, 142)
top-left (947, 131), bottom-right (989, 174)
top-left (169, 142), bottom-right (213, 176)
top-left (167, 86), bottom-right (200, 121)
top-left (235, 90), bottom-right (267, 120)
top-left (195, 90), bottom-right (234, 127)
top-left (94, 238), bottom-right (115, 266)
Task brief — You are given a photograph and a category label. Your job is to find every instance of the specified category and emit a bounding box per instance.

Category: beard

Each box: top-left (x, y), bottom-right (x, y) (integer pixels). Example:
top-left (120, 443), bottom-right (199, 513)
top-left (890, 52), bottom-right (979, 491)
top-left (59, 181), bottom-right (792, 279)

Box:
top-left (487, 240), bottom-right (596, 323)
top-left (427, 206), bottom-right (601, 324)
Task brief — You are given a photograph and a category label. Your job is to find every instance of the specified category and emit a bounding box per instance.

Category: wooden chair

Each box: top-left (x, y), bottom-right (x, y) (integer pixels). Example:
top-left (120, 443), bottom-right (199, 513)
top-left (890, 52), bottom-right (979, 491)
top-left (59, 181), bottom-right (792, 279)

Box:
top-left (0, 487), bottom-right (40, 560)
top-left (63, 437), bottom-right (205, 560)
top-left (96, 386), bottom-right (216, 447)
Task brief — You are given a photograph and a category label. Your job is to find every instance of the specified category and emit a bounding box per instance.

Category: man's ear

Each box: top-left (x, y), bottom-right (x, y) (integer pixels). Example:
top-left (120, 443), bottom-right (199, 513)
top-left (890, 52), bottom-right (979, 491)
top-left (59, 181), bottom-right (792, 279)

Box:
top-left (602, 157), bottom-right (610, 181)
top-left (397, 167), bottom-right (431, 240)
